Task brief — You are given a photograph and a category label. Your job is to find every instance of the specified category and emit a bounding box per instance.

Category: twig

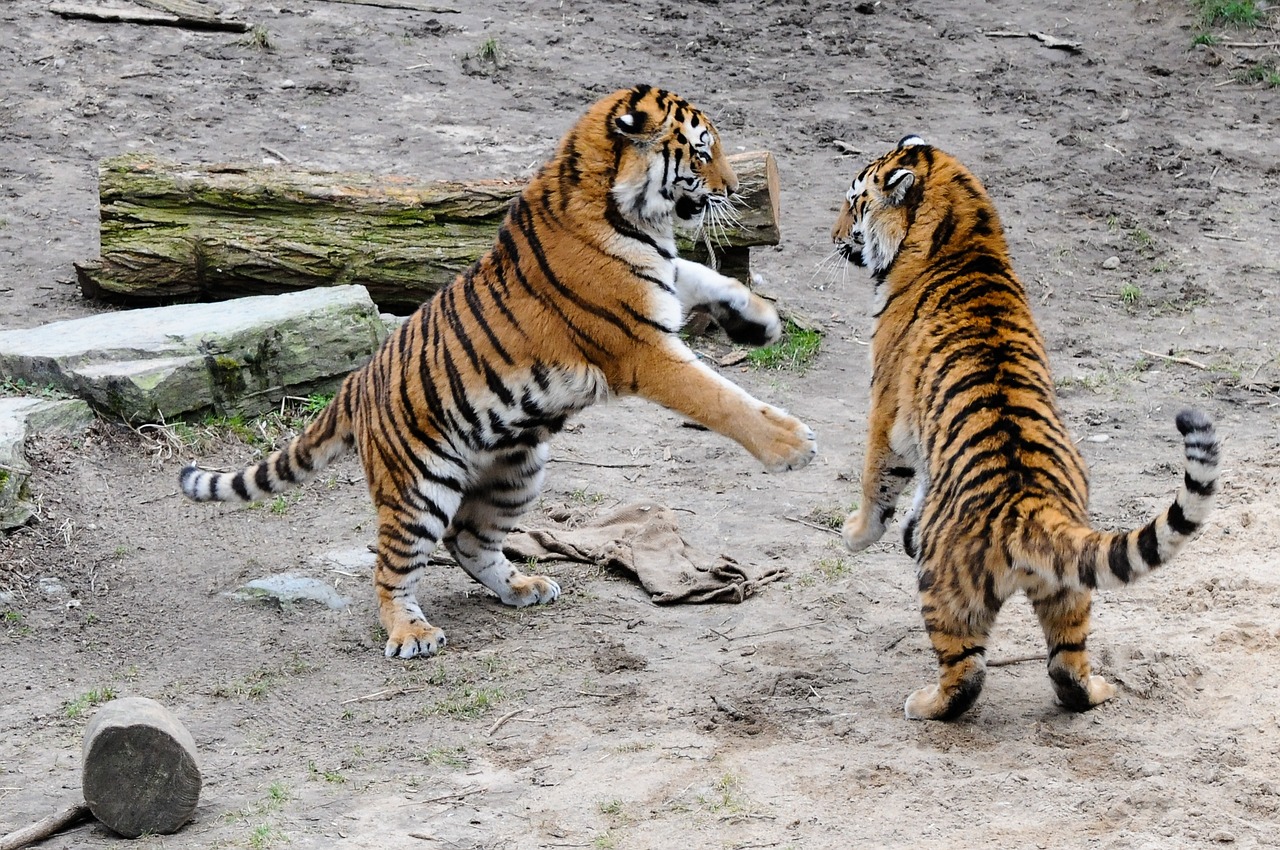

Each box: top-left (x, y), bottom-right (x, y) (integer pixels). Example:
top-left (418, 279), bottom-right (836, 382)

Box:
top-left (1140, 349), bottom-right (1211, 371)
top-left (340, 684), bottom-right (432, 705)
top-left (48, 3), bottom-right (251, 31)
top-left (842, 88), bottom-right (894, 94)
top-left (260, 145), bottom-right (291, 164)
top-left (711, 694), bottom-right (748, 721)
top-left (1202, 232), bottom-right (1246, 242)
top-left (547, 457), bottom-right (651, 469)
top-left (983, 29), bottom-right (1082, 52)
top-left (782, 515), bottom-right (840, 536)
top-left (881, 630), bottom-right (912, 652)
top-left (307, 0), bottom-right (460, 11)
top-left (988, 653), bottom-right (1048, 668)
top-left (485, 707), bottom-right (528, 736)
top-left (1218, 40), bottom-right (1280, 47)
top-left (576, 689), bottom-right (625, 698)
top-left (0, 803), bottom-right (92, 850)
top-left (727, 620), bottom-right (825, 642)
top-left (407, 786), bottom-right (485, 807)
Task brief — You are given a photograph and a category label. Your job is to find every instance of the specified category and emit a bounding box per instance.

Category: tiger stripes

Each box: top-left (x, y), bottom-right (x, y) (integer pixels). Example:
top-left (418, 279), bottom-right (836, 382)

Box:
top-left (181, 86), bottom-right (816, 659)
top-left (832, 136), bottom-right (1220, 720)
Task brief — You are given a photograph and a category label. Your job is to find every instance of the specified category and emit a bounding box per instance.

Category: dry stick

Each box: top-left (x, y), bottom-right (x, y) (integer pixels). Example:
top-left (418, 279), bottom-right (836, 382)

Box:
top-left (1219, 40), bottom-right (1280, 47)
top-left (782, 515), bottom-right (840, 536)
top-left (484, 707), bottom-right (528, 736)
top-left (727, 620), bottom-right (825, 642)
top-left (0, 803), bottom-right (92, 850)
top-left (547, 458), bottom-right (651, 469)
top-left (988, 654), bottom-right (1048, 668)
top-left (1140, 349), bottom-right (1212, 371)
top-left (340, 684), bottom-right (432, 705)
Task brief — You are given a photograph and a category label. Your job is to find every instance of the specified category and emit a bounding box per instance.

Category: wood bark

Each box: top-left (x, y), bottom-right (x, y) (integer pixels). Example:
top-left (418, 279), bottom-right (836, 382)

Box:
top-left (77, 151), bottom-right (782, 313)
top-left (49, 3), bottom-right (251, 31)
top-left (81, 697), bottom-right (202, 838)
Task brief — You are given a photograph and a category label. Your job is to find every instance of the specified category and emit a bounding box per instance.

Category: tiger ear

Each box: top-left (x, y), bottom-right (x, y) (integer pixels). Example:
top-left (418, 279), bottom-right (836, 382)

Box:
top-left (897, 135), bottom-right (926, 149)
top-left (614, 111), bottom-right (648, 135)
top-left (884, 168), bottom-right (916, 204)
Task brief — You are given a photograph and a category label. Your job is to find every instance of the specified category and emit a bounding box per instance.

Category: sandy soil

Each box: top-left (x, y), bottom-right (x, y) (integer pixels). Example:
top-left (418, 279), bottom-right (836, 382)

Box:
top-left (2, 1), bottom-right (1280, 848)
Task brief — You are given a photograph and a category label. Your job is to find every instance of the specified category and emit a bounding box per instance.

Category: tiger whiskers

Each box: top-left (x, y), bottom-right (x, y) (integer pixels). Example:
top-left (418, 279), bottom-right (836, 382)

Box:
top-left (808, 247), bottom-right (848, 291)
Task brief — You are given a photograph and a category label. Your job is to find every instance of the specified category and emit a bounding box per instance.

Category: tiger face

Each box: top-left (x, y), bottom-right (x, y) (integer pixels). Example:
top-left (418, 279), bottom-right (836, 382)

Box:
top-left (604, 86), bottom-right (738, 230)
top-left (831, 135), bottom-right (927, 274)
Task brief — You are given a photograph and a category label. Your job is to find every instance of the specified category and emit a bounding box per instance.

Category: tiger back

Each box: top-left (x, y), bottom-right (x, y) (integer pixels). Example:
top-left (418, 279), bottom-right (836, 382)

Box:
top-left (832, 136), bottom-right (1220, 720)
top-left (181, 86), bottom-right (816, 660)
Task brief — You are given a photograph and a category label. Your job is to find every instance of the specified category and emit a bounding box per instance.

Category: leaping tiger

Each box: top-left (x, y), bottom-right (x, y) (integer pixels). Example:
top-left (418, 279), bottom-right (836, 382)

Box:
top-left (832, 135), bottom-right (1220, 720)
top-left (181, 86), bottom-right (816, 659)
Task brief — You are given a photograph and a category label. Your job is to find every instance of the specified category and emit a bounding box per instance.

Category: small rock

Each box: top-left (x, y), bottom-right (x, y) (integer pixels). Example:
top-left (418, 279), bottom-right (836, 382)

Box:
top-left (1102, 256), bottom-right (1121, 270)
top-left (38, 576), bottom-right (67, 599)
top-left (280, 79), bottom-right (297, 89)
top-left (1138, 762), bottom-right (1164, 777)
top-left (231, 573), bottom-right (352, 610)
top-left (1209, 829), bottom-right (1236, 843)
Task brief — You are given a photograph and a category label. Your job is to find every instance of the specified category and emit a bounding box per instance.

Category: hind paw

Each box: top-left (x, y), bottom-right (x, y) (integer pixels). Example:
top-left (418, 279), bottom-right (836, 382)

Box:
top-left (502, 574), bottom-right (561, 608)
top-left (384, 622), bottom-right (447, 660)
top-left (842, 509), bottom-right (885, 552)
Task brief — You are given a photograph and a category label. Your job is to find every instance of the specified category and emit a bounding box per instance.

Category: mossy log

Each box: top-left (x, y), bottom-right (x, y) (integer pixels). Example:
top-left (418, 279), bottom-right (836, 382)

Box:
top-left (77, 151), bottom-right (782, 314)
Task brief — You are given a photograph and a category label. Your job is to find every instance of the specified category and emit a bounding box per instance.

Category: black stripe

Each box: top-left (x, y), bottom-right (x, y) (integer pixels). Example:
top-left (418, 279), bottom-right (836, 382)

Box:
top-left (1107, 536), bottom-right (1132, 583)
top-left (231, 474), bottom-right (250, 500)
top-left (940, 644), bottom-right (986, 668)
top-left (1184, 471), bottom-right (1215, 496)
top-left (1136, 521), bottom-right (1161, 567)
top-left (1166, 500), bottom-right (1198, 536)
top-left (462, 280), bottom-right (515, 365)
top-left (1047, 641), bottom-right (1086, 661)
top-left (254, 462), bottom-right (272, 493)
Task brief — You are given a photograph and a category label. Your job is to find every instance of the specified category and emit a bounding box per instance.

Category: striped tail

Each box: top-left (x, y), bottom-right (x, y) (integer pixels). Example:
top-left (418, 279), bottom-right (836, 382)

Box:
top-left (1017, 409), bottom-right (1221, 590)
top-left (179, 394), bottom-right (354, 503)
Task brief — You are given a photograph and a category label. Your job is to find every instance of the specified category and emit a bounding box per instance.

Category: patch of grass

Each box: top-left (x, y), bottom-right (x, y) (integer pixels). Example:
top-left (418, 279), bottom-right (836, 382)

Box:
top-left (0, 377), bottom-right (71, 400)
top-left (1192, 31), bottom-right (1219, 45)
top-left (421, 746), bottom-right (470, 768)
top-left (592, 834), bottom-right (617, 850)
top-left (477, 37), bottom-right (500, 61)
top-left (598, 798), bottom-right (625, 817)
top-left (248, 824), bottom-right (283, 850)
top-left (1120, 282), bottom-right (1142, 305)
top-left (246, 25), bottom-right (273, 50)
top-left (815, 557), bottom-right (852, 581)
top-left (1234, 58), bottom-right (1280, 86)
top-left (1192, 0), bottom-right (1264, 27)
top-left (63, 687), bottom-right (118, 719)
top-left (747, 321), bottom-right (822, 373)
top-left (427, 685), bottom-right (506, 719)
top-left (568, 488), bottom-right (606, 506)
top-left (696, 773), bottom-right (749, 814)
top-left (804, 504), bottom-right (849, 531)
top-left (308, 761), bottom-right (346, 783)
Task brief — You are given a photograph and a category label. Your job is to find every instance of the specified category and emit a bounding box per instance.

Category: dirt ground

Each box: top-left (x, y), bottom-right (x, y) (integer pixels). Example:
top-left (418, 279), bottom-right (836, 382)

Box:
top-left (3, 0), bottom-right (1280, 847)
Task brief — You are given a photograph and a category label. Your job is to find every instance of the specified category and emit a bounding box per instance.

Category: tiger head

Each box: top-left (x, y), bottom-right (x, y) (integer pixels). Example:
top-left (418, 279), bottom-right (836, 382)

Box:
top-left (832, 135), bottom-right (1010, 282)
top-left (556, 86), bottom-right (738, 238)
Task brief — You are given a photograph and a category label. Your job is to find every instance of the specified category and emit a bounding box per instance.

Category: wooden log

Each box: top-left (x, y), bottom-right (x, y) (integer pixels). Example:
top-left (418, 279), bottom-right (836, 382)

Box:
top-left (81, 697), bottom-right (202, 838)
top-left (76, 151), bottom-right (782, 314)
top-left (49, 3), bottom-right (251, 31)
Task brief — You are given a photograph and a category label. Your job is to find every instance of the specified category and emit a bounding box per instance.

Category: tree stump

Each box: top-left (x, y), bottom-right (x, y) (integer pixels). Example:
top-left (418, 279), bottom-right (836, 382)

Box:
top-left (76, 151), bottom-right (782, 313)
top-left (81, 697), bottom-right (202, 838)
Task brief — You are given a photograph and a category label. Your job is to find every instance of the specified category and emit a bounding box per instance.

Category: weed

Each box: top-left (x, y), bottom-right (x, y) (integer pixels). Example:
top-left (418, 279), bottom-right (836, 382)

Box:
top-left (2, 611), bottom-right (20, 624)
top-left (477, 37), bottom-right (500, 61)
top-left (308, 761), bottom-right (346, 783)
top-left (804, 504), bottom-right (848, 531)
top-left (247, 25), bottom-right (273, 50)
top-left (267, 783), bottom-right (289, 806)
top-left (747, 321), bottom-right (823, 373)
top-left (592, 834), bottom-right (617, 850)
top-left (248, 824), bottom-right (282, 849)
top-left (268, 495), bottom-right (290, 516)
top-left (569, 488), bottom-right (606, 506)
top-left (0, 378), bottom-right (70, 400)
top-left (63, 687), bottom-right (118, 719)
top-left (697, 772), bottom-right (748, 814)
top-left (1120, 283), bottom-right (1142, 305)
top-left (1192, 31), bottom-right (1219, 45)
top-left (598, 798), bottom-right (625, 817)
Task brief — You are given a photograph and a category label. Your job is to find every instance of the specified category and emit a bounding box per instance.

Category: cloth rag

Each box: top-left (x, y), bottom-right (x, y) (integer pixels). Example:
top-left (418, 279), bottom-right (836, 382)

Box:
top-left (503, 501), bottom-right (787, 604)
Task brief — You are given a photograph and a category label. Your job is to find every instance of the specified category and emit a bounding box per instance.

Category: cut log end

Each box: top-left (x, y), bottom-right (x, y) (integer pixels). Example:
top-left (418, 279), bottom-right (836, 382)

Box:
top-left (81, 697), bottom-right (202, 838)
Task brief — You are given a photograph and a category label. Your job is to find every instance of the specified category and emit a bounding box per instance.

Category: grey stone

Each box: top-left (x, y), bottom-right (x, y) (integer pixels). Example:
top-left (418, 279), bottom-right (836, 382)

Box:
top-left (0, 397), bottom-right (95, 530)
top-left (230, 572), bottom-right (352, 610)
top-left (0, 285), bottom-right (386, 423)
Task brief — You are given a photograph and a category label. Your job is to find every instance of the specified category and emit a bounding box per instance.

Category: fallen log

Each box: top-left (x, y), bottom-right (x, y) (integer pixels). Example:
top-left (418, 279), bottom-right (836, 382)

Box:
top-left (77, 151), bottom-right (782, 314)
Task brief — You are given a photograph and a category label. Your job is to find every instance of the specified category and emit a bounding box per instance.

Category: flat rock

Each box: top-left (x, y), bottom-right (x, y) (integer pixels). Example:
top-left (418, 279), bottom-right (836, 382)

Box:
top-left (230, 572), bottom-right (352, 610)
top-left (0, 285), bottom-right (386, 423)
top-left (0, 397), bottom-right (95, 530)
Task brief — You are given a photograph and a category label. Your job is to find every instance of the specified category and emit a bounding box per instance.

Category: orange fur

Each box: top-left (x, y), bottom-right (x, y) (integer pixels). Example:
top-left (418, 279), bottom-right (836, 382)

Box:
top-left (833, 137), bottom-right (1220, 719)
top-left (182, 87), bottom-right (815, 659)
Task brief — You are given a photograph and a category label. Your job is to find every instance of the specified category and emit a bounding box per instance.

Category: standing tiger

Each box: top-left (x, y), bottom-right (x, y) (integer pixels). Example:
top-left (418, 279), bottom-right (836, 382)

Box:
top-left (831, 136), bottom-right (1220, 720)
top-left (181, 86), bottom-right (816, 659)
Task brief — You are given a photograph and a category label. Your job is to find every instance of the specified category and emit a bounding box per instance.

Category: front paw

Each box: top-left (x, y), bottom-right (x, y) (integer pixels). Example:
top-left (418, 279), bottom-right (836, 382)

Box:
top-left (384, 621), bottom-right (448, 659)
top-left (842, 509), bottom-right (885, 552)
top-left (756, 407), bottom-right (816, 473)
top-left (712, 295), bottom-right (782, 347)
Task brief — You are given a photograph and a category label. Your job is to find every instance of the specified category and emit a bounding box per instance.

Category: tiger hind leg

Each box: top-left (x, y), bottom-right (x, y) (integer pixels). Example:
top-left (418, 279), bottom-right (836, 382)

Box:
top-left (1028, 585), bottom-right (1115, 711)
top-left (905, 577), bottom-right (1001, 721)
top-left (443, 446), bottom-right (560, 608)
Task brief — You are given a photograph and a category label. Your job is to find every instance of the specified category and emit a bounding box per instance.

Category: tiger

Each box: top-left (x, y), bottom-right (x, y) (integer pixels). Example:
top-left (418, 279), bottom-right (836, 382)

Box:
top-left (830, 135), bottom-right (1220, 720)
top-left (180, 85), bottom-right (817, 659)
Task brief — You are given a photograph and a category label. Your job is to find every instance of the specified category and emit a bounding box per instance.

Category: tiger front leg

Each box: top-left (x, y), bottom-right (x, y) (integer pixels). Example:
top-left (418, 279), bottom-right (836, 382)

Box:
top-left (629, 346), bottom-right (815, 473)
top-left (843, 415), bottom-right (915, 552)
top-left (672, 258), bottom-right (782, 347)
top-left (373, 492), bottom-right (461, 660)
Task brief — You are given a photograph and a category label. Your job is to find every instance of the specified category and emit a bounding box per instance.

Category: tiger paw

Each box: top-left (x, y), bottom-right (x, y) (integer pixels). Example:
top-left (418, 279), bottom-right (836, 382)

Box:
top-left (383, 622), bottom-right (448, 660)
top-left (755, 407), bottom-right (817, 473)
top-left (711, 294), bottom-right (782, 347)
top-left (904, 685), bottom-right (946, 720)
top-left (842, 509), bottom-right (885, 552)
top-left (499, 574), bottom-right (561, 608)
top-left (1054, 674), bottom-right (1117, 712)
